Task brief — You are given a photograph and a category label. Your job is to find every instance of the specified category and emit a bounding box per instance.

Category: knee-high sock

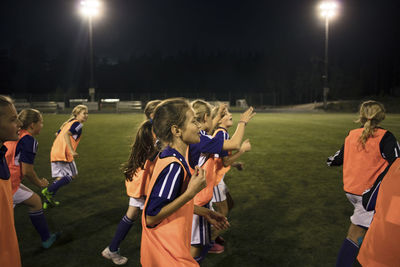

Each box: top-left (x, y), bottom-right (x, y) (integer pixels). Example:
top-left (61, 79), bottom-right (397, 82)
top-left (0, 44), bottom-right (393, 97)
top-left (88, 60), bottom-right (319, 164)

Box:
top-left (29, 209), bottom-right (51, 242)
top-left (109, 215), bottom-right (134, 252)
top-left (48, 175), bottom-right (72, 194)
top-left (336, 238), bottom-right (359, 267)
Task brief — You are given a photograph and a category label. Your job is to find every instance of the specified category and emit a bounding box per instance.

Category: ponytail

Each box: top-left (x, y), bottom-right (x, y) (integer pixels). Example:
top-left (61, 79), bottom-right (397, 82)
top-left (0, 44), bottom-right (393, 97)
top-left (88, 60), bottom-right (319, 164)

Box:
top-left (356, 100), bottom-right (386, 147)
top-left (123, 120), bottom-right (157, 181)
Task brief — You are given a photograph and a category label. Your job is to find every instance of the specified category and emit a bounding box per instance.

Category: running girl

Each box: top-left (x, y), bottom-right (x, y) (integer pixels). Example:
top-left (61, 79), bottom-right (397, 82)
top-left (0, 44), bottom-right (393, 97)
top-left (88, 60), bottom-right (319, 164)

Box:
top-left (102, 99), bottom-right (161, 265)
top-left (209, 107), bottom-right (252, 253)
top-left (5, 108), bottom-right (59, 248)
top-left (140, 98), bottom-right (209, 266)
top-left (42, 105), bottom-right (88, 208)
top-left (327, 100), bottom-right (399, 267)
top-left (189, 100), bottom-right (255, 261)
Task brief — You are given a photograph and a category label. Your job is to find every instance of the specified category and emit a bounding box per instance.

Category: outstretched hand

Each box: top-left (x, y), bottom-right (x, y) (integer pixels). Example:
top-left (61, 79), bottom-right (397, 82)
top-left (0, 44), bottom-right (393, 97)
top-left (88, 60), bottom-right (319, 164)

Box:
top-left (240, 106), bottom-right (256, 124)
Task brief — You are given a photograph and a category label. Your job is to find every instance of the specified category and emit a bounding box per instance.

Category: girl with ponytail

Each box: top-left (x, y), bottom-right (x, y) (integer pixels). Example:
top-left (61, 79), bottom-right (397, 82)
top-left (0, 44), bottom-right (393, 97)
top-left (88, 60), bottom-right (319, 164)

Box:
top-left (327, 100), bottom-right (400, 267)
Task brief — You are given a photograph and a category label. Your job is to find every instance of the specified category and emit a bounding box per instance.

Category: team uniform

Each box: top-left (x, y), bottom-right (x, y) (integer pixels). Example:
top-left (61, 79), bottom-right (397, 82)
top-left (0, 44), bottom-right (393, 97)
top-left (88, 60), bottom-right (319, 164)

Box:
top-left (50, 119), bottom-right (83, 177)
top-left (5, 130), bottom-right (37, 205)
top-left (43, 119), bottom-right (83, 202)
top-left (357, 158), bottom-right (400, 266)
top-left (327, 128), bottom-right (399, 228)
top-left (0, 144), bottom-right (21, 267)
top-left (328, 127), bottom-right (399, 266)
top-left (141, 146), bottom-right (198, 267)
top-left (211, 127), bottom-right (230, 204)
top-left (188, 130), bottom-right (224, 253)
top-left (5, 130), bottom-right (56, 247)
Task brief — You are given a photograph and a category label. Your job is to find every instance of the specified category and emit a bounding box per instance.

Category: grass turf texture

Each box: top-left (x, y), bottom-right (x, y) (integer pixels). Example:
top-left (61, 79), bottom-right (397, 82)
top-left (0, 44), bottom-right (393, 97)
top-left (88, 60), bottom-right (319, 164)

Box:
top-left (14, 113), bottom-right (400, 267)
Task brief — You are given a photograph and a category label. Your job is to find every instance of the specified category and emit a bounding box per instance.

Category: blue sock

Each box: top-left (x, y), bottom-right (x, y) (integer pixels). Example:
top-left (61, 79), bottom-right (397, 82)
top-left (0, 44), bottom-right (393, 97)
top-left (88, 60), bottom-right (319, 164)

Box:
top-left (109, 215), bottom-right (134, 252)
top-left (29, 209), bottom-right (51, 242)
top-left (336, 238), bottom-right (359, 267)
top-left (48, 175), bottom-right (72, 195)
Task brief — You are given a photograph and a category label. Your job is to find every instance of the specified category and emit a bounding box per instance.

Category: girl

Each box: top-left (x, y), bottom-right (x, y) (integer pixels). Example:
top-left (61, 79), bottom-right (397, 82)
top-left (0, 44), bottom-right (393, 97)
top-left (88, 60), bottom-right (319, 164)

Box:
top-left (42, 105), bottom-right (88, 208)
top-left (0, 95), bottom-right (22, 267)
top-left (357, 157), bottom-right (400, 266)
top-left (102, 99), bottom-right (161, 265)
top-left (209, 107), bottom-right (252, 253)
top-left (5, 108), bottom-right (59, 248)
top-left (327, 100), bottom-right (399, 267)
top-left (189, 100), bottom-right (255, 261)
top-left (140, 98), bottom-right (208, 266)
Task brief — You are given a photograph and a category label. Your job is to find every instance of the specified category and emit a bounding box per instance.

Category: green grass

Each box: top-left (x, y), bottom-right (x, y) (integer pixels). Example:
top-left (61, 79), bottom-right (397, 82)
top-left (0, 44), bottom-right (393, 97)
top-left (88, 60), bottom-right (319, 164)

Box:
top-left (14, 112), bottom-right (400, 267)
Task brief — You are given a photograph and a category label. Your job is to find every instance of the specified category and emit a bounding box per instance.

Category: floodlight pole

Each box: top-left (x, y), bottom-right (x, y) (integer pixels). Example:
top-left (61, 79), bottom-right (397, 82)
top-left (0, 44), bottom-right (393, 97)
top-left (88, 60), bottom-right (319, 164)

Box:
top-left (88, 16), bottom-right (95, 93)
top-left (323, 16), bottom-right (329, 109)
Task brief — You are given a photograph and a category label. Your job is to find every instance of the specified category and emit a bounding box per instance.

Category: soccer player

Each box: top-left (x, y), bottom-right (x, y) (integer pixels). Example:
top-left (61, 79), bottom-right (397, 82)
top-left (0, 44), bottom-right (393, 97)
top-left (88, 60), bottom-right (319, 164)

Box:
top-left (102, 99), bottom-right (161, 265)
top-left (189, 100), bottom-right (255, 262)
top-left (0, 95), bottom-right (22, 267)
top-left (327, 100), bottom-right (399, 267)
top-left (209, 107), bottom-right (251, 253)
top-left (42, 105), bottom-right (88, 208)
top-left (357, 157), bottom-right (400, 266)
top-left (5, 108), bottom-right (60, 248)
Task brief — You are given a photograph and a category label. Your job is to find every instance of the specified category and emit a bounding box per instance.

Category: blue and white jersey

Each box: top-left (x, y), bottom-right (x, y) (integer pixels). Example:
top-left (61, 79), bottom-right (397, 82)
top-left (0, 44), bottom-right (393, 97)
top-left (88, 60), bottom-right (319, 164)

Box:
top-left (15, 135), bottom-right (38, 165)
top-left (214, 127), bottom-right (229, 159)
top-left (69, 121), bottom-right (83, 140)
top-left (146, 146), bottom-right (191, 217)
top-left (188, 130), bottom-right (224, 169)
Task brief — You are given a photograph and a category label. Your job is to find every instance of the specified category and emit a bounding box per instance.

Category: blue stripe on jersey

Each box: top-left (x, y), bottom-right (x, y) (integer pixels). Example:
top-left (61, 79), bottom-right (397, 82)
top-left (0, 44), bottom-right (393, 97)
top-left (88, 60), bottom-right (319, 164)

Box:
top-left (145, 162), bottom-right (184, 216)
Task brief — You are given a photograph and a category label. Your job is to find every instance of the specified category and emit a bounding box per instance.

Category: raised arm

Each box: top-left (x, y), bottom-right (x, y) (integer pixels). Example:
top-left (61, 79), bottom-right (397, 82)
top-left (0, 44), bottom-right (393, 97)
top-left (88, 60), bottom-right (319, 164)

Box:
top-left (222, 107), bottom-right (255, 151)
top-left (222, 139), bottom-right (251, 167)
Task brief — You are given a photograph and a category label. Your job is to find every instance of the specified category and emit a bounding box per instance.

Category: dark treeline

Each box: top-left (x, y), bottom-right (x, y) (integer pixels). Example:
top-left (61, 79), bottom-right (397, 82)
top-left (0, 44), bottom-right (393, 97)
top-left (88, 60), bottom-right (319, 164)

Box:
top-left (1, 43), bottom-right (400, 106)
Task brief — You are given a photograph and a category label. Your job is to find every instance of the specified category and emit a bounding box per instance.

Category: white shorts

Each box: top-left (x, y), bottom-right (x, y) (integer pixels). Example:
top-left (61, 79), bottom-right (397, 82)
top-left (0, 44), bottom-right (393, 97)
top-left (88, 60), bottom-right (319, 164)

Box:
top-left (212, 178), bottom-right (228, 203)
top-left (13, 184), bottom-right (34, 207)
top-left (129, 197), bottom-right (145, 210)
top-left (191, 203), bottom-right (211, 246)
top-left (346, 193), bottom-right (374, 228)
top-left (51, 161), bottom-right (78, 178)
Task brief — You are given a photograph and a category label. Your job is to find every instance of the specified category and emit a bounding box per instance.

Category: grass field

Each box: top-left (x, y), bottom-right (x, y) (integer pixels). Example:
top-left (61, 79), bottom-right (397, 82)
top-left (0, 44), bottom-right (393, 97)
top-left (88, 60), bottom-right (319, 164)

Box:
top-left (14, 112), bottom-right (400, 267)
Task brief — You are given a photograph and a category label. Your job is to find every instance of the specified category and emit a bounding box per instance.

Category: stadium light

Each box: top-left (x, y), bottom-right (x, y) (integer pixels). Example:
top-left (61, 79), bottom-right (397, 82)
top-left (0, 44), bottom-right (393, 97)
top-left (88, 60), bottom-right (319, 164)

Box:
top-left (318, 1), bottom-right (338, 109)
top-left (79, 0), bottom-right (102, 102)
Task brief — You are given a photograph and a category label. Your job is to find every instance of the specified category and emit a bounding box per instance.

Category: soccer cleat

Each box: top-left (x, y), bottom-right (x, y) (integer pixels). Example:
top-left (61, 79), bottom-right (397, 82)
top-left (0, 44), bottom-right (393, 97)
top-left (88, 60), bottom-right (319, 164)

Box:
top-left (102, 247), bottom-right (128, 265)
top-left (208, 242), bottom-right (224, 254)
top-left (41, 188), bottom-right (60, 206)
top-left (42, 232), bottom-right (61, 249)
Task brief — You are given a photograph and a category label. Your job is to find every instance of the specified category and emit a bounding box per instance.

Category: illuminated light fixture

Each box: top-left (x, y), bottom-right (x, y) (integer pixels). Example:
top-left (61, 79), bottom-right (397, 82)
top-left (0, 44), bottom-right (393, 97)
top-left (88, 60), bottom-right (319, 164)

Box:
top-left (80, 0), bottom-right (101, 17)
top-left (319, 1), bottom-right (338, 19)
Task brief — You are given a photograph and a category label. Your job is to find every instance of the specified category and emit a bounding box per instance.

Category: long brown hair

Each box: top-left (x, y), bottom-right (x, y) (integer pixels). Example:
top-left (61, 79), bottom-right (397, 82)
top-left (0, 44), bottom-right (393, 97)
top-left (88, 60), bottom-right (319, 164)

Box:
top-left (144, 100), bottom-right (162, 119)
top-left (123, 98), bottom-right (190, 180)
top-left (356, 100), bottom-right (386, 147)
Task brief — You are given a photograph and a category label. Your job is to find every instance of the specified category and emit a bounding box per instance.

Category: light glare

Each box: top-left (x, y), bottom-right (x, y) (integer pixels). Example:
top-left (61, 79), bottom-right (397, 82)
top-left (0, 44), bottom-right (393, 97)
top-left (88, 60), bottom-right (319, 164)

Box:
top-left (319, 1), bottom-right (338, 19)
top-left (80, 0), bottom-right (101, 18)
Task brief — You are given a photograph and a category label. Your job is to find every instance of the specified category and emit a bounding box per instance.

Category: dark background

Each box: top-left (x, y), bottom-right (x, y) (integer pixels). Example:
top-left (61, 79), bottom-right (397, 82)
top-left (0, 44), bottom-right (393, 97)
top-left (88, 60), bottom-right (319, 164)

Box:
top-left (1, 0), bottom-right (399, 105)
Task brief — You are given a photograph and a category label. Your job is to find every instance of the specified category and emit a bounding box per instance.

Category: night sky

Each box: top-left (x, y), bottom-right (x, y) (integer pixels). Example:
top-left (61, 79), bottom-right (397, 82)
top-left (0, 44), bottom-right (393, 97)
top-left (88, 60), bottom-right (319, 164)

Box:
top-left (1, 0), bottom-right (399, 102)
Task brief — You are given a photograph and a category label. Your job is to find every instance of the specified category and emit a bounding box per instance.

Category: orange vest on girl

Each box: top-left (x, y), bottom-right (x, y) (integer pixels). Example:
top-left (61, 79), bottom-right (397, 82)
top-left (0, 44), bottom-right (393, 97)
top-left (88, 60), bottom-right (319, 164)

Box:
top-left (343, 128), bottom-right (388, 195)
top-left (50, 120), bottom-right (81, 162)
top-left (0, 178), bottom-right (21, 267)
top-left (140, 155), bottom-right (198, 267)
top-left (126, 156), bottom-right (157, 198)
top-left (357, 158), bottom-right (400, 267)
top-left (185, 148), bottom-right (216, 207)
top-left (4, 130), bottom-right (31, 194)
top-left (213, 128), bottom-right (231, 185)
